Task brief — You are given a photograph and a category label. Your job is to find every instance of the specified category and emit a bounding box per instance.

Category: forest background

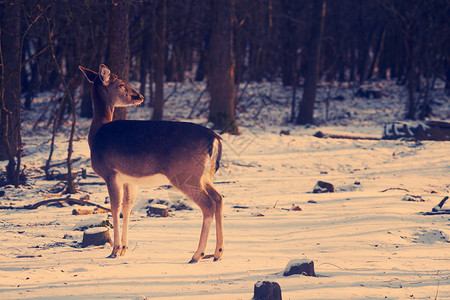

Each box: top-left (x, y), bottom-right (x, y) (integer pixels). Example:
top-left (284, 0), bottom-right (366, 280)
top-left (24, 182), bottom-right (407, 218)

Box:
top-left (1, 0), bottom-right (449, 188)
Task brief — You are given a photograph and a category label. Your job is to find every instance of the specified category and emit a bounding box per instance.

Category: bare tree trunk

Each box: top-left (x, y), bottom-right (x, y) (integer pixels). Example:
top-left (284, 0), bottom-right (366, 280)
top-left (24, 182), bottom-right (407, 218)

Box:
top-left (24, 56), bottom-right (39, 110)
top-left (80, 79), bottom-right (93, 118)
top-left (405, 65), bottom-right (417, 120)
top-left (405, 36), bottom-right (418, 120)
top-left (0, 0), bottom-right (22, 186)
top-left (280, 0), bottom-right (301, 87)
top-left (296, 0), bottom-right (326, 125)
top-left (445, 59), bottom-right (450, 93)
top-left (108, 0), bottom-right (130, 121)
top-left (152, 0), bottom-right (166, 121)
top-left (44, 12), bottom-right (77, 194)
top-left (139, 25), bottom-right (149, 102)
top-left (290, 68), bottom-right (298, 122)
top-left (366, 28), bottom-right (386, 81)
top-left (207, 0), bottom-right (239, 134)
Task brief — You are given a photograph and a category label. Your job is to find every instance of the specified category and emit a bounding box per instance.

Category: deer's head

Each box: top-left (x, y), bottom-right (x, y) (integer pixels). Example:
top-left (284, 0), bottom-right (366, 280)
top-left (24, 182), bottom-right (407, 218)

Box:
top-left (79, 64), bottom-right (144, 108)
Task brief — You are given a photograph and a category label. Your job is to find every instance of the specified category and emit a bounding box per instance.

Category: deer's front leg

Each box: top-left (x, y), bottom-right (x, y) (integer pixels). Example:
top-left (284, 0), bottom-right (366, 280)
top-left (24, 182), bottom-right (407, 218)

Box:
top-left (120, 183), bottom-right (138, 256)
top-left (106, 175), bottom-right (123, 258)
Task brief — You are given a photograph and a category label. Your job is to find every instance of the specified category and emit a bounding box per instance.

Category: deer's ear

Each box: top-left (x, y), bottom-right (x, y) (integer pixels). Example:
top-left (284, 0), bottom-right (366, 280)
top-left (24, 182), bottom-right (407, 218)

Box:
top-left (79, 65), bottom-right (97, 83)
top-left (99, 64), bottom-right (111, 86)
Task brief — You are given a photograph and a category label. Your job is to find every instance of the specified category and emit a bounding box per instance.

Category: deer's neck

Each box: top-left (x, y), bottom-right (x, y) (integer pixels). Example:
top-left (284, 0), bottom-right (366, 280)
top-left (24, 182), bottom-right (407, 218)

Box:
top-left (88, 86), bottom-right (114, 148)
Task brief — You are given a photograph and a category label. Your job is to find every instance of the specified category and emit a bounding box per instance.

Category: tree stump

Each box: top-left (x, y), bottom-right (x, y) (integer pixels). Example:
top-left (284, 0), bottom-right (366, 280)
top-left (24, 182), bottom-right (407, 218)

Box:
top-left (313, 181), bottom-right (335, 193)
top-left (283, 259), bottom-right (316, 277)
top-left (254, 281), bottom-right (282, 300)
top-left (81, 227), bottom-right (112, 248)
top-left (433, 196), bottom-right (449, 212)
top-left (147, 204), bottom-right (169, 217)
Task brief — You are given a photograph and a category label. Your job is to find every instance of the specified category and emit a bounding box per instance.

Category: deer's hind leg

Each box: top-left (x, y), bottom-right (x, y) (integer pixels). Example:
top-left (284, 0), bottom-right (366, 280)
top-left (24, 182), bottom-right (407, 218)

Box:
top-left (170, 174), bottom-right (217, 263)
top-left (205, 183), bottom-right (224, 261)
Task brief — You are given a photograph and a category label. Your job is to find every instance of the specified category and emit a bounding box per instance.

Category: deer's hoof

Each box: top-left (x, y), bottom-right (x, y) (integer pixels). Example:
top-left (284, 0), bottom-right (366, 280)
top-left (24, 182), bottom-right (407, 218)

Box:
top-left (119, 246), bottom-right (128, 256)
top-left (188, 258), bottom-right (198, 264)
top-left (213, 247), bottom-right (223, 261)
top-left (108, 246), bottom-right (122, 258)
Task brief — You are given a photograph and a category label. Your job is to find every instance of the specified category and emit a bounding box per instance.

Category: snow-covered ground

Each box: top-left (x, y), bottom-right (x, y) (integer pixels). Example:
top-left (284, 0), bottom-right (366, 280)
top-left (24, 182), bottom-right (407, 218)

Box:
top-left (1, 80), bottom-right (449, 299)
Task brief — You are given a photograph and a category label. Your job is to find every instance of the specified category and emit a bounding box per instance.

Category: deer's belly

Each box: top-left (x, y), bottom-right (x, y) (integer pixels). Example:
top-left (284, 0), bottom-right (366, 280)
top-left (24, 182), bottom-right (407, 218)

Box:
top-left (117, 172), bottom-right (170, 188)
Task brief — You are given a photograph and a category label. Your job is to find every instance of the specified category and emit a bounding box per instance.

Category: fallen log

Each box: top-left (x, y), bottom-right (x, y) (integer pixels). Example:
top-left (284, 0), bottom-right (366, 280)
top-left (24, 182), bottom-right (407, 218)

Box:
top-left (0, 196), bottom-right (110, 212)
top-left (423, 210), bottom-right (450, 215)
top-left (78, 181), bottom-right (106, 186)
top-left (40, 157), bottom-right (82, 170)
top-left (383, 121), bottom-right (450, 141)
top-left (315, 120), bottom-right (450, 141)
top-left (72, 207), bottom-right (109, 215)
top-left (314, 131), bottom-right (381, 140)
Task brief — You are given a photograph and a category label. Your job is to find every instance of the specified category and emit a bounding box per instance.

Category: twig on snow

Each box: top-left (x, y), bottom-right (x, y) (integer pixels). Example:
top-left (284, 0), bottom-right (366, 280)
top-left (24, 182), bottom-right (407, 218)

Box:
top-left (379, 187), bottom-right (410, 193)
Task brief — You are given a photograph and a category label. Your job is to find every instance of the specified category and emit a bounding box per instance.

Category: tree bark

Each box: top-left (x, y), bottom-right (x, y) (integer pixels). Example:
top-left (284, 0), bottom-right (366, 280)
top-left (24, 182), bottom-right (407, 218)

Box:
top-left (366, 28), bottom-right (386, 81)
top-left (0, 0), bottom-right (22, 187)
top-left (152, 0), bottom-right (166, 121)
top-left (80, 79), bottom-right (93, 118)
top-left (207, 0), bottom-right (240, 134)
top-left (296, 0), bottom-right (326, 125)
top-left (280, 0), bottom-right (299, 87)
top-left (108, 0), bottom-right (130, 121)
top-left (405, 36), bottom-right (418, 120)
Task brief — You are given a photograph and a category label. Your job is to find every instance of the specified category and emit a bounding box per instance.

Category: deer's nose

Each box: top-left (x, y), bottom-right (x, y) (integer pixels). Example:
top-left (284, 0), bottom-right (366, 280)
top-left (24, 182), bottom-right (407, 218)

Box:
top-left (132, 94), bottom-right (144, 101)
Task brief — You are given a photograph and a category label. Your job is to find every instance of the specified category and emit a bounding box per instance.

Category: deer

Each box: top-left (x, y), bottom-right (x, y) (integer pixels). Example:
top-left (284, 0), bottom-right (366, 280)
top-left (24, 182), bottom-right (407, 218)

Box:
top-left (79, 64), bottom-right (224, 263)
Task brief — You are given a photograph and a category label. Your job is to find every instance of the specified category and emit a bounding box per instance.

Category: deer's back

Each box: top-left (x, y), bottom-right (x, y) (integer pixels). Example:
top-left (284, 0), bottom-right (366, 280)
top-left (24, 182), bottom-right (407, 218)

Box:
top-left (90, 120), bottom-right (221, 179)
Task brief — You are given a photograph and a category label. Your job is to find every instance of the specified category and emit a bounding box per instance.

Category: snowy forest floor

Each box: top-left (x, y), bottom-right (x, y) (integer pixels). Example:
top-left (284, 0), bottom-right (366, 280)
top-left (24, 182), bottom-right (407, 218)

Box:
top-left (1, 80), bottom-right (450, 299)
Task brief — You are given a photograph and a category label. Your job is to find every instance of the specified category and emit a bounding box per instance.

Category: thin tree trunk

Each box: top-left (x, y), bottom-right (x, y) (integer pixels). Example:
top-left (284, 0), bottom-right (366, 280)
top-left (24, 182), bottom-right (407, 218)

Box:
top-left (0, 0), bottom-right (22, 187)
top-left (108, 0), bottom-right (130, 121)
top-left (290, 67), bottom-right (298, 122)
top-left (296, 0), bottom-right (326, 125)
top-left (139, 4), bottom-right (151, 103)
top-left (80, 79), bottom-right (93, 118)
top-left (366, 28), bottom-right (386, 81)
top-left (45, 13), bottom-right (77, 194)
top-left (445, 59), bottom-right (450, 92)
top-left (405, 65), bottom-right (417, 120)
top-left (405, 36), bottom-right (418, 120)
top-left (280, 0), bottom-right (297, 87)
top-left (152, 0), bottom-right (166, 121)
top-left (207, 0), bottom-right (239, 134)
top-left (139, 60), bottom-right (147, 102)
